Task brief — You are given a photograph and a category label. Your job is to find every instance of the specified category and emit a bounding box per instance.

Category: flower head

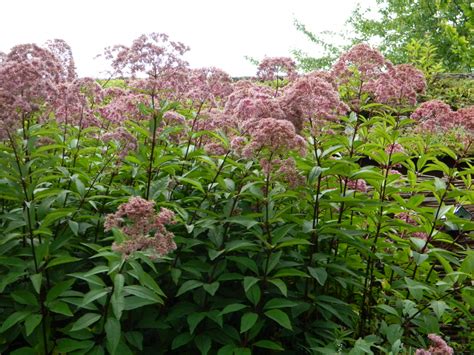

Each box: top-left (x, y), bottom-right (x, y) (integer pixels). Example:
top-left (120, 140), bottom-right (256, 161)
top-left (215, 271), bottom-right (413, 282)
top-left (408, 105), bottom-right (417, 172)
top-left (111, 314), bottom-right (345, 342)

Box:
top-left (415, 334), bottom-right (453, 355)
top-left (279, 71), bottom-right (348, 132)
top-left (257, 57), bottom-right (297, 82)
top-left (105, 197), bottom-right (176, 258)
top-left (241, 118), bottom-right (306, 158)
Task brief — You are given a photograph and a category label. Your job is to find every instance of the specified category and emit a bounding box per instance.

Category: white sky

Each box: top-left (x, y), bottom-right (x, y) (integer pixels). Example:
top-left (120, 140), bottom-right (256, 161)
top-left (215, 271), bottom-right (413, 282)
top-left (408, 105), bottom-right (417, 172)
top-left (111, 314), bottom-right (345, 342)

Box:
top-left (0, 0), bottom-right (375, 77)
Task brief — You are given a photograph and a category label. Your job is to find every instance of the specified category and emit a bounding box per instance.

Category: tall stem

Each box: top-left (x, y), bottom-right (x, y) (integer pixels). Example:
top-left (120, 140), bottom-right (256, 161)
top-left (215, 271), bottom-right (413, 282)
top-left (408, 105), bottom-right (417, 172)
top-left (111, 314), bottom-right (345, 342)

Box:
top-left (145, 94), bottom-right (158, 199)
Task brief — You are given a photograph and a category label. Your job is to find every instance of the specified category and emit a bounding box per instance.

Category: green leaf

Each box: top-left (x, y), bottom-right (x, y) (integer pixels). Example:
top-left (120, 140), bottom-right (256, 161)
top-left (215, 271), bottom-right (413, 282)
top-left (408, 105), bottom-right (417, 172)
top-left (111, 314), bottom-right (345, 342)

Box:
top-left (70, 313), bottom-right (101, 332)
top-left (194, 334), bottom-right (212, 355)
top-left (434, 177), bottom-right (446, 192)
top-left (105, 317), bottom-right (121, 355)
top-left (219, 303), bottom-right (247, 316)
top-left (10, 347), bottom-right (36, 355)
top-left (81, 289), bottom-right (109, 307)
top-left (68, 220), bottom-right (79, 236)
top-left (376, 304), bottom-right (400, 318)
top-left (273, 268), bottom-right (309, 278)
top-left (253, 339), bottom-right (284, 351)
top-left (203, 282), bottom-right (219, 296)
top-left (24, 314), bottom-right (42, 336)
top-left (431, 300), bottom-right (449, 319)
top-left (46, 255), bottom-right (80, 269)
top-left (240, 312), bottom-right (258, 333)
top-left (124, 285), bottom-right (163, 304)
top-left (177, 177), bottom-right (204, 193)
top-left (349, 338), bottom-right (375, 355)
top-left (176, 280), bottom-right (204, 297)
top-left (225, 216), bottom-right (259, 229)
top-left (268, 279), bottom-right (287, 297)
top-left (217, 344), bottom-right (237, 355)
top-left (129, 264), bottom-right (165, 297)
top-left (308, 267), bottom-right (328, 286)
top-left (188, 312), bottom-right (206, 334)
top-left (263, 298), bottom-right (298, 310)
top-left (243, 276), bottom-right (260, 293)
top-left (225, 240), bottom-right (257, 252)
top-left (125, 331), bottom-right (143, 351)
top-left (112, 274), bottom-right (125, 320)
top-left (245, 284), bottom-right (261, 306)
top-left (11, 290), bottom-right (38, 306)
top-left (30, 274), bottom-right (42, 294)
top-left (55, 338), bottom-right (95, 353)
top-left (264, 309), bottom-right (292, 330)
top-left (172, 332), bottom-right (194, 349)
top-left (48, 301), bottom-right (73, 316)
top-left (276, 239), bottom-right (312, 249)
top-left (0, 311), bottom-right (30, 332)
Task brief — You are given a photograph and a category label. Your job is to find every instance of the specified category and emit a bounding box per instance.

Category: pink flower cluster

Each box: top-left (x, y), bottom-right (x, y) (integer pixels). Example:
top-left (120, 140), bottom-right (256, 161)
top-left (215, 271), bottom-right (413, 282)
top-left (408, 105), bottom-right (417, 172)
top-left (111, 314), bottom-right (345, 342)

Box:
top-left (411, 100), bottom-right (474, 134)
top-left (279, 71), bottom-right (348, 132)
top-left (385, 143), bottom-right (405, 155)
top-left (53, 78), bottom-right (103, 128)
top-left (104, 196), bottom-right (176, 258)
top-left (257, 57), bottom-right (297, 82)
top-left (395, 211), bottom-right (429, 244)
top-left (241, 117), bottom-right (306, 159)
top-left (366, 64), bottom-right (426, 106)
top-left (185, 67), bottom-right (233, 108)
top-left (0, 43), bottom-right (65, 138)
top-left (346, 178), bottom-right (368, 193)
top-left (415, 334), bottom-right (453, 355)
top-left (276, 157), bottom-right (305, 188)
top-left (332, 44), bottom-right (391, 92)
top-left (102, 127), bottom-right (138, 160)
top-left (224, 81), bottom-right (285, 121)
top-left (99, 87), bottom-right (148, 125)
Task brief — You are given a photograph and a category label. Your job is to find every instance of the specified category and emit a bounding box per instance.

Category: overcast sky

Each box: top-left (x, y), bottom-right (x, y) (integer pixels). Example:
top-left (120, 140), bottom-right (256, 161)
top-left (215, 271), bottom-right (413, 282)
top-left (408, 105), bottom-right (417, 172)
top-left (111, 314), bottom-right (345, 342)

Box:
top-left (1, 0), bottom-right (375, 77)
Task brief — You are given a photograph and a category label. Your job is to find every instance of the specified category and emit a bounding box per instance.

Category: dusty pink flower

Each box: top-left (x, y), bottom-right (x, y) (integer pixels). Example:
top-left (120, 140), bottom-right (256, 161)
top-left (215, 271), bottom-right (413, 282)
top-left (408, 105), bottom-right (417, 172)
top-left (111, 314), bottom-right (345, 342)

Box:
top-left (332, 44), bottom-right (390, 83)
top-left (241, 118), bottom-right (306, 158)
top-left (102, 32), bottom-right (189, 78)
top-left (385, 143), bottom-right (405, 155)
top-left (224, 81), bottom-right (285, 122)
top-left (105, 197), bottom-right (176, 258)
top-left (257, 57), bottom-right (297, 82)
top-left (346, 178), bottom-right (368, 193)
top-left (412, 231), bottom-right (429, 240)
top-left (185, 67), bottom-right (233, 107)
top-left (99, 87), bottom-right (148, 125)
top-left (45, 39), bottom-right (77, 82)
top-left (0, 43), bottom-right (64, 138)
top-left (279, 71), bottom-right (348, 132)
top-left (230, 136), bottom-right (247, 155)
top-left (415, 334), bottom-right (453, 355)
top-left (332, 44), bottom-right (392, 110)
top-left (101, 33), bottom-right (189, 101)
top-left (52, 78), bottom-right (104, 128)
top-left (102, 127), bottom-right (138, 160)
top-left (276, 157), bottom-right (305, 188)
top-left (395, 212), bottom-right (418, 226)
top-left (366, 64), bottom-right (426, 106)
top-left (452, 106), bottom-right (474, 132)
top-left (411, 100), bottom-right (455, 132)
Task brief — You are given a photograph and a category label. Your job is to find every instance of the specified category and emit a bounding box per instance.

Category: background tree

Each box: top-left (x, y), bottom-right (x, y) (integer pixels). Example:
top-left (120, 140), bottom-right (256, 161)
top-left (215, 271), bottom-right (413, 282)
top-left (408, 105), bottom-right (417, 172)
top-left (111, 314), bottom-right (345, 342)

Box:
top-left (348, 0), bottom-right (473, 72)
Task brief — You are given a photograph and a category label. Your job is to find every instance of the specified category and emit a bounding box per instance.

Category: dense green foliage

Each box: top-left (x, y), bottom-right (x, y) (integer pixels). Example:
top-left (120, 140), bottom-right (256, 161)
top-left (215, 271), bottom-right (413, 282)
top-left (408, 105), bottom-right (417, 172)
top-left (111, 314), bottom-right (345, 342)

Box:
top-left (0, 96), bottom-right (473, 354)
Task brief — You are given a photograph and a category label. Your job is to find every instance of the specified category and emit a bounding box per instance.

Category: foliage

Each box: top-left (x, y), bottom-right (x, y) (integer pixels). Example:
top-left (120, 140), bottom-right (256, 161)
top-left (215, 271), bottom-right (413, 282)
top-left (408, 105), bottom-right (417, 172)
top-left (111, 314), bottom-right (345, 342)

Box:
top-left (0, 35), bottom-right (473, 355)
top-left (348, 0), bottom-right (473, 72)
top-left (291, 19), bottom-right (345, 71)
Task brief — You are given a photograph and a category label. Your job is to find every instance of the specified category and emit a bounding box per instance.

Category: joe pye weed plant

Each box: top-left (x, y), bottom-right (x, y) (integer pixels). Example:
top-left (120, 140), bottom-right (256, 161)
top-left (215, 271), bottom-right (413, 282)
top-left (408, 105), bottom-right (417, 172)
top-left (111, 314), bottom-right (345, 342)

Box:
top-left (0, 36), bottom-right (472, 354)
